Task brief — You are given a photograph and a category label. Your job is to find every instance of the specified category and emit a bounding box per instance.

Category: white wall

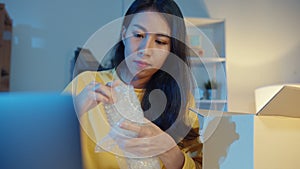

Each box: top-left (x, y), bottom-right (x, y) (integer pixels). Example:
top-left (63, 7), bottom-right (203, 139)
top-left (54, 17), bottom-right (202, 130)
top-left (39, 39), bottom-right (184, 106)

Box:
top-left (123, 0), bottom-right (210, 17)
top-left (206, 0), bottom-right (300, 169)
top-left (2, 0), bottom-right (251, 168)
top-left (2, 0), bottom-right (299, 168)
top-left (2, 0), bottom-right (210, 92)
top-left (2, 0), bottom-right (123, 91)
top-left (205, 0), bottom-right (300, 113)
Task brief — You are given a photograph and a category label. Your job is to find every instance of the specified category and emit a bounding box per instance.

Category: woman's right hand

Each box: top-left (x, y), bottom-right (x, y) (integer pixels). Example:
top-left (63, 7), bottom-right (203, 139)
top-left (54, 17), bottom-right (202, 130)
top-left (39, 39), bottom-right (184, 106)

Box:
top-left (74, 81), bottom-right (119, 117)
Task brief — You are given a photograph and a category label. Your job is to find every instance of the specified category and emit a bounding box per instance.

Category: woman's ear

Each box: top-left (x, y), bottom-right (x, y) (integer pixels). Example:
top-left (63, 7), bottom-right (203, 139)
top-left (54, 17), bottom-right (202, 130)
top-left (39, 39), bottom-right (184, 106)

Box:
top-left (121, 26), bottom-right (127, 45)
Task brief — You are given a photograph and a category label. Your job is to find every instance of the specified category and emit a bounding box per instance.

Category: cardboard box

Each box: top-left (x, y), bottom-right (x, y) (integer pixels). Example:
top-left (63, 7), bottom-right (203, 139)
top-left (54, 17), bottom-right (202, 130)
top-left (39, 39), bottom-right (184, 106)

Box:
top-left (191, 84), bottom-right (300, 169)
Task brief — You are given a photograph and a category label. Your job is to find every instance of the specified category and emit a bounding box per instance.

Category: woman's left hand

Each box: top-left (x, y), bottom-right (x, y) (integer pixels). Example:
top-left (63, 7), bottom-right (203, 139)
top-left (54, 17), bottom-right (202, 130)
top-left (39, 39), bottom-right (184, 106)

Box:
top-left (112, 119), bottom-right (185, 169)
top-left (116, 118), bottom-right (175, 157)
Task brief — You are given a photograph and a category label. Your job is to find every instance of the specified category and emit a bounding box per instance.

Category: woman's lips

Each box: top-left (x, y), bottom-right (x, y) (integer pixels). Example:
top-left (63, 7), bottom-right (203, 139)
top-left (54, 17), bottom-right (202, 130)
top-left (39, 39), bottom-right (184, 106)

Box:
top-left (134, 60), bottom-right (150, 68)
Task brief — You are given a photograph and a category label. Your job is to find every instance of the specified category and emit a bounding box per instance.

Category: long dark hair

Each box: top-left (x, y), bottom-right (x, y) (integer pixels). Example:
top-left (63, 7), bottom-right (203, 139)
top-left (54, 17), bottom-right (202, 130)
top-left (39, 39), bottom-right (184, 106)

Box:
top-left (103, 0), bottom-right (198, 142)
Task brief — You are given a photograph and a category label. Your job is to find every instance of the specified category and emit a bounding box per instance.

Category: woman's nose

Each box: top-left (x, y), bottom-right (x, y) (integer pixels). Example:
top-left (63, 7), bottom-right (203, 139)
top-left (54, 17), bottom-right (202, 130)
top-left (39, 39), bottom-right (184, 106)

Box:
top-left (140, 35), bottom-right (154, 50)
top-left (138, 36), bottom-right (153, 57)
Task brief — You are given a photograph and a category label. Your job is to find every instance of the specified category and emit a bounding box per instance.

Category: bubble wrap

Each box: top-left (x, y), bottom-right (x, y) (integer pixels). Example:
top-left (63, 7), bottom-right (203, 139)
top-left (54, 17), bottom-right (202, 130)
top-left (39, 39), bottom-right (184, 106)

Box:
top-left (96, 84), bottom-right (160, 169)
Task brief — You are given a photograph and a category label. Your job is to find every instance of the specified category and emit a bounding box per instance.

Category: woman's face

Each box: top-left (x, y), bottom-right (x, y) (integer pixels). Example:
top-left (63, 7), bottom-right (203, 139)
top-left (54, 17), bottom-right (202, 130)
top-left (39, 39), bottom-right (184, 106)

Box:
top-left (122, 12), bottom-right (171, 79)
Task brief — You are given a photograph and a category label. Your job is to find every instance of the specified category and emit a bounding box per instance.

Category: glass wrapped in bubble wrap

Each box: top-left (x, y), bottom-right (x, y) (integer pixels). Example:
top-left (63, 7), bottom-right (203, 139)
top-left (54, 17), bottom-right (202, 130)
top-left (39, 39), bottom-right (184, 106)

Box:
top-left (95, 83), bottom-right (160, 169)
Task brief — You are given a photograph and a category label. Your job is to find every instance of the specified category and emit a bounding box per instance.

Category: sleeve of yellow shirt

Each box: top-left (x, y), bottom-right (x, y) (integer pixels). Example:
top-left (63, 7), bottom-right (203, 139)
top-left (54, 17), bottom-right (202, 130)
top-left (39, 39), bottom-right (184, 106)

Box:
top-left (180, 96), bottom-right (203, 169)
top-left (162, 96), bottom-right (203, 169)
top-left (181, 123), bottom-right (203, 169)
top-left (63, 70), bottom-right (203, 169)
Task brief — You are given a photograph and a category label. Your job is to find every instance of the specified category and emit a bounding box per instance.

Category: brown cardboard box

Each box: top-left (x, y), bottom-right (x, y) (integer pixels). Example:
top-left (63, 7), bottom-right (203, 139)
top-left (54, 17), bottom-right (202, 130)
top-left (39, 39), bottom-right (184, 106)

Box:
top-left (191, 84), bottom-right (300, 169)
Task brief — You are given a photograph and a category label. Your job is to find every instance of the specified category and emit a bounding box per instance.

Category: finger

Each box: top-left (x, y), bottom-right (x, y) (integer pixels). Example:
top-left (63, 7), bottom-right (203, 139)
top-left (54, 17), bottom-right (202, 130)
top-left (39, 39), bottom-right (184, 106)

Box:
top-left (89, 83), bottom-right (110, 102)
top-left (110, 81), bottom-right (122, 103)
top-left (119, 121), bottom-right (141, 133)
top-left (94, 92), bottom-right (110, 104)
top-left (105, 81), bottom-right (119, 103)
top-left (118, 137), bottom-right (165, 158)
top-left (126, 133), bottom-right (177, 156)
top-left (106, 80), bottom-right (124, 103)
top-left (105, 82), bottom-right (113, 87)
top-left (111, 80), bottom-right (122, 87)
top-left (121, 138), bottom-right (148, 150)
top-left (142, 117), bottom-right (151, 124)
top-left (94, 83), bottom-right (115, 103)
top-left (142, 118), bottom-right (160, 129)
top-left (105, 80), bottom-right (121, 88)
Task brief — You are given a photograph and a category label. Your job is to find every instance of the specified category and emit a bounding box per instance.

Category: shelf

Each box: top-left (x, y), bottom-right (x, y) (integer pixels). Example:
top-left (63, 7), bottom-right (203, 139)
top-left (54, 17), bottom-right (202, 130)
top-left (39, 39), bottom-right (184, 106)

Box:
top-left (196, 99), bottom-right (227, 104)
top-left (186, 17), bottom-right (227, 112)
top-left (196, 99), bottom-right (227, 111)
top-left (190, 57), bottom-right (226, 65)
top-left (185, 17), bottom-right (224, 27)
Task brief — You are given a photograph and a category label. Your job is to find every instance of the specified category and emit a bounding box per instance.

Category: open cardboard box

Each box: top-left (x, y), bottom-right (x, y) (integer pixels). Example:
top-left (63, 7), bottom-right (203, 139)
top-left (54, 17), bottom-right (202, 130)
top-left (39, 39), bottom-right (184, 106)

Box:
top-left (191, 84), bottom-right (300, 169)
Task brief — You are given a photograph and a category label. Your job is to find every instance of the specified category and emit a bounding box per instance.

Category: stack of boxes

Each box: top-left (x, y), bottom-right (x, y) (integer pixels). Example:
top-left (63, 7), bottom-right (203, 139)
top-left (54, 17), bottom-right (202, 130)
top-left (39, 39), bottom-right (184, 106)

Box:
top-left (0, 3), bottom-right (12, 91)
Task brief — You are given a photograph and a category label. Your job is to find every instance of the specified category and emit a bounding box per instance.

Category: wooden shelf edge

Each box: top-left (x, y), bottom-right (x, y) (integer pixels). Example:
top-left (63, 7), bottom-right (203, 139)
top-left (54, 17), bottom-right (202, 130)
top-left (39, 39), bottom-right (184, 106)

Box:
top-left (185, 17), bottom-right (225, 27)
top-left (190, 57), bottom-right (226, 64)
top-left (196, 99), bottom-right (227, 104)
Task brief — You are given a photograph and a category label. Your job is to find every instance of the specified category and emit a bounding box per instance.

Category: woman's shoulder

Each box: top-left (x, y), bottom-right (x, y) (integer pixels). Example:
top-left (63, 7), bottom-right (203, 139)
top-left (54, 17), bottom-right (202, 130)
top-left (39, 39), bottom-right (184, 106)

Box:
top-left (73, 69), bottom-right (115, 82)
top-left (75, 69), bottom-right (114, 78)
top-left (64, 69), bottom-right (115, 93)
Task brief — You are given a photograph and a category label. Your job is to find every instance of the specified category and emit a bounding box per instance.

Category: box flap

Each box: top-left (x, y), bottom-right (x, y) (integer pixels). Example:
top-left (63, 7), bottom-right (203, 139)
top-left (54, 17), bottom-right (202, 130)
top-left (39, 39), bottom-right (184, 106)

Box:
top-left (255, 84), bottom-right (300, 118)
top-left (255, 85), bottom-right (284, 113)
top-left (189, 108), bottom-right (249, 117)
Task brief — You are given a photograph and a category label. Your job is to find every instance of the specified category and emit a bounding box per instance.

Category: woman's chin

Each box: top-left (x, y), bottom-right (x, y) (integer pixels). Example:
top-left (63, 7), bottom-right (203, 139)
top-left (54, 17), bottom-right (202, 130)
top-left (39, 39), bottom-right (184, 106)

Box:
top-left (134, 68), bottom-right (159, 78)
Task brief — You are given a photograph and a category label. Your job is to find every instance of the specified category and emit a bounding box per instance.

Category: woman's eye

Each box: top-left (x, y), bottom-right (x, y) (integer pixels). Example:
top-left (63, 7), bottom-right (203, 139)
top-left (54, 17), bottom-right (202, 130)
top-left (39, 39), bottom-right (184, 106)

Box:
top-left (133, 33), bottom-right (144, 38)
top-left (156, 40), bottom-right (168, 45)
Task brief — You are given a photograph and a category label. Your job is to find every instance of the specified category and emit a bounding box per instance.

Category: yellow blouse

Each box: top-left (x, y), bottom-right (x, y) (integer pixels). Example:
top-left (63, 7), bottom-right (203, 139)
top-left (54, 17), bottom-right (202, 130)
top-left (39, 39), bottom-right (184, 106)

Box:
top-left (64, 69), bottom-right (202, 169)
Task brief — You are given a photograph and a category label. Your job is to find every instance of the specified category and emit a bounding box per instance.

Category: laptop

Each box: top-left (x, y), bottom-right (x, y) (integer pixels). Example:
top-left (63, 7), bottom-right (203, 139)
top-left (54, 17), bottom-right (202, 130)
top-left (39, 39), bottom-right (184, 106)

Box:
top-left (0, 92), bottom-right (82, 169)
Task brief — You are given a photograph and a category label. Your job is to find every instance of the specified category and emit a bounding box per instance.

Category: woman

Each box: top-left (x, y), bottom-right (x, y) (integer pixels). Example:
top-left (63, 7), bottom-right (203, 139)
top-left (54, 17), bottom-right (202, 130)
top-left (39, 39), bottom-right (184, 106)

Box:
top-left (65, 0), bottom-right (202, 168)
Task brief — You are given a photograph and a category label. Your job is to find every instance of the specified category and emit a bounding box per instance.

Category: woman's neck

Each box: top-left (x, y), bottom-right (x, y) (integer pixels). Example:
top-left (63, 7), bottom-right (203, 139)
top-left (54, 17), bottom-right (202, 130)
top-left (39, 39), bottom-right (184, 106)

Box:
top-left (116, 67), bottom-right (151, 89)
top-left (130, 76), bottom-right (150, 89)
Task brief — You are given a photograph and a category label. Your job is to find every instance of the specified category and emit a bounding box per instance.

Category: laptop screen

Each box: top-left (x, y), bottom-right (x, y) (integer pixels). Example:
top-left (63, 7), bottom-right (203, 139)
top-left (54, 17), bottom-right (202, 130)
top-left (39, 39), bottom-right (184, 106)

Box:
top-left (0, 92), bottom-right (82, 169)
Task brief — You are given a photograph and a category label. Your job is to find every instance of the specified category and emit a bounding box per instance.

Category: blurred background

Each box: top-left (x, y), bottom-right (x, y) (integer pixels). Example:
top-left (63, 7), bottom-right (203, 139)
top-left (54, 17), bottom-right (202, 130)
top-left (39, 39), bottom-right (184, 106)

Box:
top-left (0, 0), bottom-right (299, 169)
